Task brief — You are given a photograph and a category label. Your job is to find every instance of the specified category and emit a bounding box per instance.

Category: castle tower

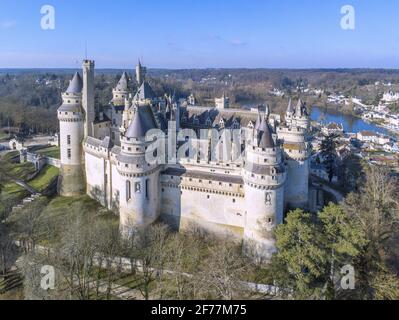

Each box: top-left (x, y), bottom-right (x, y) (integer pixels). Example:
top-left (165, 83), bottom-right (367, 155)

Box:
top-left (243, 114), bottom-right (286, 262)
top-left (277, 99), bottom-right (310, 210)
top-left (82, 60), bottom-right (95, 138)
top-left (112, 72), bottom-right (130, 106)
top-left (292, 99), bottom-right (310, 130)
top-left (117, 105), bottom-right (161, 233)
top-left (57, 72), bottom-right (85, 196)
top-left (215, 92), bottom-right (229, 109)
top-left (285, 98), bottom-right (294, 126)
top-left (136, 60), bottom-right (146, 86)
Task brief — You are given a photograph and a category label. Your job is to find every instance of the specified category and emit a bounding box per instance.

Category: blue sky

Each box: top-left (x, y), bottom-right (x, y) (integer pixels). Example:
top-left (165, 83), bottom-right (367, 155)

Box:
top-left (0, 0), bottom-right (398, 69)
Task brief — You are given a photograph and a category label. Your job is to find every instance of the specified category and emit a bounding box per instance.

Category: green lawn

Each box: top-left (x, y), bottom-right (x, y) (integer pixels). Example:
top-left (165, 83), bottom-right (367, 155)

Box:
top-left (36, 146), bottom-right (60, 159)
top-left (1, 151), bottom-right (19, 162)
top-left (6, 162), bottom-right (36, 181)
top-left (28, 165), bottom-right (59, 192)
top-left (36, 195), bottom-right (118, 245)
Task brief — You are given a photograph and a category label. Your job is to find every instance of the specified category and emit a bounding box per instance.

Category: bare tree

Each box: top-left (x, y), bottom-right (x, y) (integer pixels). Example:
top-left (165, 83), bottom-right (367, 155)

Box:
top-left (95, 220), bottom-right (122, 300)
top-left (0, 223), bottom-right (14, 276)
top-left (192, 238), bottom-right (248, 300)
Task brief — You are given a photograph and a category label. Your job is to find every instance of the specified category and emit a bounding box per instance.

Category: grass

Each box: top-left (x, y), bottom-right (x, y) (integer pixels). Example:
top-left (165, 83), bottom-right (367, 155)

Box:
top-left (36, 146), bottom-right (60, 159)
top-left (6, 162), bottom-right (36, 181)
top-left (36, 195), bottom-right (118, 245)
top-left (0, 183), bottom-right (29, 214)
top-left (28, 165), bottom-right (59, 192)
top-left (1, 151), bottom-right (19, 162)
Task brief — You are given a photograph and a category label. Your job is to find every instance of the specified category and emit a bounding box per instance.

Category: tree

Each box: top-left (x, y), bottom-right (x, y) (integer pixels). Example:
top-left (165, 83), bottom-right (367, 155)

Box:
top-left (95, 220), bottom-right (122, 300)
top-left (320, 134), bottom-right (339, 182)
top-left (270, 205), bottom-right (366, 300)
top-left (342, 165), bottom-right (399, 299)
top-left (13, 198), bottom-right (48, 252)
top-left (271, 209), bottom-right (328, 299)
top-left (0, 223), bottom-right (14, 276)
top-left (318, 203), bottom-right (366, 299)
top-left (193, 240), bottom-right (248, 300)
top-left (124, 223), bottom-right (170, 300)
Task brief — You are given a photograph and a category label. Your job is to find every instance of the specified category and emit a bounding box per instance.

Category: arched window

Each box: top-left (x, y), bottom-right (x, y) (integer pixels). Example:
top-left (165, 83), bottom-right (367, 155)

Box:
top-left (126, 181), bottom-right (131, 201)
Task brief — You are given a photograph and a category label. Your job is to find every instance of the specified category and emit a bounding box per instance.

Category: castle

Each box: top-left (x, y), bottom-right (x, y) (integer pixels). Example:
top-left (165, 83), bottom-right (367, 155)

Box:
top-left (57, 60), bottom-right (311, 261)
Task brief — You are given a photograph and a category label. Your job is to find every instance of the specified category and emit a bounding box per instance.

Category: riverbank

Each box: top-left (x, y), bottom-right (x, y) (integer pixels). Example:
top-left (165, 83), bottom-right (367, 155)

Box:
top-left (310, 106), bottom-right (396, 136)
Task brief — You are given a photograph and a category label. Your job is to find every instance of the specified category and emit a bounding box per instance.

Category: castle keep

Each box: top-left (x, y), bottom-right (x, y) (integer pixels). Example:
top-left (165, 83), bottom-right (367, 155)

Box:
top-left (58, 60), bottom-right (311, 260)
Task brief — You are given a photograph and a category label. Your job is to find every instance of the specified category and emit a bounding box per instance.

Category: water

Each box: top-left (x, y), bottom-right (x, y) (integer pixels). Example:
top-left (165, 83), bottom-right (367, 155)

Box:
top-left (310, 107), bottom-right (391, 135)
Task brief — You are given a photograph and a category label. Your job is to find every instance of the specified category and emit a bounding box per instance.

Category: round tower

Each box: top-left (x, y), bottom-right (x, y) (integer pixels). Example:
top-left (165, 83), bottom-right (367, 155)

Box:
top-left (278, 99), bottom-right (311, 210)
top-left (243, 115), bottom-right (286, 262)
top-left (58, 72), bottom-right (85, 196)
top-left (117, 106), bottom-right (161, 234)
top-left (112, 72), bottom-right (130, 106)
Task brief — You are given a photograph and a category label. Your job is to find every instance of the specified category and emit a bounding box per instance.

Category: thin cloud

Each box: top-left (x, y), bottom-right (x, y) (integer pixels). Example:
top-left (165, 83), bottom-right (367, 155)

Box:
top-left (0, 20), bottom-right (17, 29)
top-left (229, 39), bottom-right (248, 46)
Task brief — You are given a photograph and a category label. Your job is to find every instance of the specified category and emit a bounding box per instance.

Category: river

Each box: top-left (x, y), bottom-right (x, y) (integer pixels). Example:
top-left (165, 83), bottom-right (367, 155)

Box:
top-left (310, 107), bottom-right (391, 135)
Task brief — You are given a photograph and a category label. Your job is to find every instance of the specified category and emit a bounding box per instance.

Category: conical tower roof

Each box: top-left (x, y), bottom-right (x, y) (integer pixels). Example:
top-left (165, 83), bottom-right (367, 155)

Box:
top-left (286, 98), bottom-right (294, 114)
top-left (254, 109), bottom-right (262, 131)
top-left (115, 72), bottom-right (129, 91)
top-left (295, 99), bottom-right (303, 117)
top-left (258, 116), bottom-right (275, 149)
top-left (125, 106), bottom-right (157, 139)
top-left (66, 72), bottom-right (83, 94)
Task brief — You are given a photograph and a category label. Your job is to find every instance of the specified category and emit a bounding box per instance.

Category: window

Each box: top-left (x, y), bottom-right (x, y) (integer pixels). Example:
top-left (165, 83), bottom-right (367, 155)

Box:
top-left (135, 182), bottom-right (141, 193)
top-left (145, 179), bottom-right (149, 200)
top-left (126, 181), bottom-right (131, 201)
top-left (67, 149), bottom-right (71, 159)
top-left (265, 192), bottom-right (272, 205)
top-left (67, 135), bottom-right (71, 145)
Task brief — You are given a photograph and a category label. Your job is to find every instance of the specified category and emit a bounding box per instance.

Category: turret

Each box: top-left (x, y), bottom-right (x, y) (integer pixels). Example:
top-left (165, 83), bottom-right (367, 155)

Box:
top-left (292, 99), bottom-right (310, 130)
top-left (117, 105), bottom-right (162, 234)
top-left (112, 72), bottom-right (130, 106)
top-left (136, 60), bottom-right (146, 86)
top-left (82, 60), bottom-right (95, 138)
top-left (277, 99), bottom-right (311, 210)
top-left (285, 99), bottom-right (294, 125)
top-left (243, 112), bottom-right (286, 262)
top-left (57, 72), bottom-right (85, 196)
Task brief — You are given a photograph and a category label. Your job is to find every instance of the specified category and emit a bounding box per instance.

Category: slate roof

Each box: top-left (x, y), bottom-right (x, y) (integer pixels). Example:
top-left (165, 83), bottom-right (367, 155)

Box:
top-left (115, 72), bottom-right (129, 91)
top-left (125, 104), bottom-right (157, 138)
top-left (66, 72), bottom-right (83, 94)
top-left (133, 82), bottom-right (156, 101)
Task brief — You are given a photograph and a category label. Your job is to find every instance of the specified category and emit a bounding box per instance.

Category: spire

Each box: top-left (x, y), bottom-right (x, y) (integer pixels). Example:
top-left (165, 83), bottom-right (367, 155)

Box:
top-left (295, 99), bottom-right (303, 117)
top-left (66, 72), bottom-right (83, 94)
top-left (286, 98), bottom-right (294, 114)
top-left (257, 115), bottom-right (275, 149)
top-left (254, 107), bottom-right (262, 131)
top-left (116, 72), bottom-right (129, 91)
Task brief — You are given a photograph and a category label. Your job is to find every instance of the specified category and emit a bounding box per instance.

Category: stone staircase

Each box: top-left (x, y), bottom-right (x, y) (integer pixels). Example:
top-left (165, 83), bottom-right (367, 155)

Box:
top-left (11, 193), bottom-right (42, 213)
